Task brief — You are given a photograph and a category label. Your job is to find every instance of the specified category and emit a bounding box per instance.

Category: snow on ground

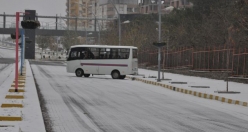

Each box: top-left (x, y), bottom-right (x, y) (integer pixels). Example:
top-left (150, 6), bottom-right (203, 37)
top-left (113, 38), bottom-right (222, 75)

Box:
top-left (130, 69), bottom-right (248, 102)
top-left (0, 64), bottom-right (9, 71)
top-left (0, 58), bottom-right (46, 131)
top-left (35, 49), bottom-right (66, 60)
top-left (0, 43), bottom-right (247, 132)
top-left (30, 63), bottom-right (248, 132)
top-left (0, 46), bottom-right (18, 58)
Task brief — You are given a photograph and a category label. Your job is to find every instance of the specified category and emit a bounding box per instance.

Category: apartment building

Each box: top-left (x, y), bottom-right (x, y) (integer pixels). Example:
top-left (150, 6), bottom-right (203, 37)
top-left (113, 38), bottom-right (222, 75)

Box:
top-left (65, 0), bottom-right (140, 43)
top-left (66, 0), bottom-right (98, 30)
top-left (98, 0), bottom-right (139, 29)
top-left (139, 0), bottom-right (193, 14)
top-left (139, 0), bottom-right (169, 14)
top-left (65, 0), bottom-right (98, 44)
top-left (170, 0), bottom-right (193, 9)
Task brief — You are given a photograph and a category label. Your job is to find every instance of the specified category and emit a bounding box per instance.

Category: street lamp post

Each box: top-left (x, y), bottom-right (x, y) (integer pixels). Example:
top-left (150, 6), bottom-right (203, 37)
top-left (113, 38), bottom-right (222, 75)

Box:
top-left (151, 0), bottom-right (155, 13)
top-left (157, 0), bottom-right (162, 82)
top-left (85, 3), bottom-right (101, 45)
top-left (87, 32), bottom-right (94, 44)
top-left (68, 0), bottom-right (70, 30)
top-left (110, 0), bottom-right (121, 46)
top-left (77, 1), bottom-right (100, 45)
top-left (85, 24), bottom-right (88, 44)
top-left (162, 30), bottom-right (169, 79)
top-left (75, 2), bottom-right (88, 44)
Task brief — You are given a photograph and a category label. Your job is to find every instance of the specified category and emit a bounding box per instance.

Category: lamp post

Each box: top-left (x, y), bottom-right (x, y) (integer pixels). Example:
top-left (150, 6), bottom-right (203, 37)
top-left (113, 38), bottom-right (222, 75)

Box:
top-left (151, 0), bottom-right (155, 13)
top-left (92, 13), bottom-right (101, 45)
top-left (88, 32), bottom-right (92, 44)
top-left (85, 24), bottom-right (88, 44)
top-left (14, 11), bottom-right (28, 92)
top-left (67, 0), bottom-right (70, 30)
top-left (88, 7), bottom-right (101, 44)
top-left (157, 0), bottom-right (162, 82)
top-left (56, 37), bottom-right (60, 58)
top-left (110, 0), bottom-right (121, 46)
top-left (162, 29), bottom-right (169, 79)
top-left (78, 1), bottom-right (101, 45)
top-left (75, 2), bottom-right (88, 44)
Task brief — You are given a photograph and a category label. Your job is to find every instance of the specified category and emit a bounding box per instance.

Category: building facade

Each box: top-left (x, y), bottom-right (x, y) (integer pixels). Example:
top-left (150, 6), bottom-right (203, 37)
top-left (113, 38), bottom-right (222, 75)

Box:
top-left (65, 0), bottom-right (140, 44)
top-left (139, 0), bottom-right (193, 14)
top-left (170, 0), bottom-right (193, 9)
top-left (97, 0), bottom-right (139, 29)
top-left (65, 0), bottom-right (99, 44)
top-left (66, 0), bottom-right (98, 31)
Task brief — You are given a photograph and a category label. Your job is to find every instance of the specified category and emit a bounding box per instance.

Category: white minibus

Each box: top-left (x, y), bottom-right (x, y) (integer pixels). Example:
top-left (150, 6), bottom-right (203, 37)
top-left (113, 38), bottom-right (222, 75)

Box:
top-left (66, 45), bottom-right (138, 79)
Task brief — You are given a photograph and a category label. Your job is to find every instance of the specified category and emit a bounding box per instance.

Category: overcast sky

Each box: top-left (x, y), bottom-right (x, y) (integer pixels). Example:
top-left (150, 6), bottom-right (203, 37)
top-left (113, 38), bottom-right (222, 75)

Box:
top-left (0, 0), bottom-right (67, 16)
top-left (0, 0), bottom-right (141, 35)
top-left (0, 0), bottom-right (141, 15)
top-left (0, 0), bottom-right (67, 33)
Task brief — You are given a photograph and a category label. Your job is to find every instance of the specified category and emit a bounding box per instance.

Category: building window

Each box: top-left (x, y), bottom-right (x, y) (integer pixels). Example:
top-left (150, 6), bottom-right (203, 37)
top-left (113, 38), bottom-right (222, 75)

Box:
top-left (181, 0), bottom-right (189, 5)
top-left (107, 15), bottom-right (113, 18)
top-left (134, 8), bottom-right (139, 12)
top-left (127, 8), bottom-right (132, 12)
top-left (185, 0), bottom-right (189, 5)
top-left (107, 7), bottom-right (113, 11)
top-left (119, 7), bottom-right (124, 12)
top-left (181, 0), bottom-right (184, 5)
top-left (75, 48), bottom-right (130, 59)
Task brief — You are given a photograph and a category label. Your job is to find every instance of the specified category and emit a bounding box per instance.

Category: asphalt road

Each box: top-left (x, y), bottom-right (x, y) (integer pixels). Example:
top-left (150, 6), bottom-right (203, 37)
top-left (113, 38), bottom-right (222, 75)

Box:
top-left (30, 61), bottom-right (248, 132)
top-left (0, 47), bottom-right (15, 73)
top-left (0, 47), bottom-right (16, 94)
top-left (0, 46), bottom-right (16, 61)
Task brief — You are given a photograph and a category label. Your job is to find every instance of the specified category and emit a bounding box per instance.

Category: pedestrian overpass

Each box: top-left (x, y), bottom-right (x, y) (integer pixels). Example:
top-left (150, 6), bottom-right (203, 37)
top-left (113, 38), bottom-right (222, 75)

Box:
top-left (0, 11), bottom-right (117, 59)
top-left (0, 28), bottom-right (99, 37)
top-left (0, 13), bottom-right (115, 36)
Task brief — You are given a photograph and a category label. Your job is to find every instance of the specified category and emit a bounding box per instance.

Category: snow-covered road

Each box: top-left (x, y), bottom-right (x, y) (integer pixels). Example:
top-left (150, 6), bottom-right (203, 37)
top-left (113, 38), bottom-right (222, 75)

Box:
top-left (30, 61), bottom-right (248, 132)
top-left (0, 47), bottom-right (15, 82)
top-left (0, 46), bottom-right (16, 58)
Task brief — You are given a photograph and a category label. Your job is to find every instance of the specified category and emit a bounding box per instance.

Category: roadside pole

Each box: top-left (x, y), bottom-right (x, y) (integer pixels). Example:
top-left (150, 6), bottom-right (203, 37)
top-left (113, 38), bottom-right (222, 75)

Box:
top-left (15, 12), bottom-right (19, 92)
top-left (20, 29), bottom-right (25, 75)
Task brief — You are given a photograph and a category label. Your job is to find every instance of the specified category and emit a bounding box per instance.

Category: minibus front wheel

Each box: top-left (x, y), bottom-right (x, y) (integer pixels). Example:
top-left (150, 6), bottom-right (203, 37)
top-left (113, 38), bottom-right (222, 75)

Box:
top-left (75, 68), bottom-right (84, 77)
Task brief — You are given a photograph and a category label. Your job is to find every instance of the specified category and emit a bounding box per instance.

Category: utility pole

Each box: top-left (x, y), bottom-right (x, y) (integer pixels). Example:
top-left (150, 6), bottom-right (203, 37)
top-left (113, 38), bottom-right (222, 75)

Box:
top-left (68, 0), bottom-right (70, 30)
top-left (157, 0), bottom-right (162, 82)
top-left (56, 36), bottom-right (59, 59)
top-left (86, 25), bottom-right (88, 44)
top-left (110, 0), bottom-right (121, 46)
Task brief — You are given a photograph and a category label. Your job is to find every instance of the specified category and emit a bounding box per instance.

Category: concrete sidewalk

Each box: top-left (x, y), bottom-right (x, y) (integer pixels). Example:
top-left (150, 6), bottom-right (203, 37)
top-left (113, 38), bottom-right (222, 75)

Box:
top-left (0, 60), bottom-right (46, 132)
top-left (127, 69), bottom-right (248, 107)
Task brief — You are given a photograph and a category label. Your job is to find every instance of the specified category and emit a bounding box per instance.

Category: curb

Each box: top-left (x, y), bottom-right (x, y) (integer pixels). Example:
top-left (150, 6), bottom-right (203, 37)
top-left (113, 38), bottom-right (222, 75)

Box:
top-left (1, 104), bottom-right (23, 108)
top-left (0, 125), bottom-right (21, 132)
top-left (0, 63), bottom-right (26, 131)
top-left (5, 95), bottom-right (24, 99)
top-left (9, 89), bottom-right (25, 92)
top-left (126, 76), bottom-right (248, 107)
top-left (11, 83), bottom-right (25, 87)
top-left (0, 116), bottom-right (22, 121)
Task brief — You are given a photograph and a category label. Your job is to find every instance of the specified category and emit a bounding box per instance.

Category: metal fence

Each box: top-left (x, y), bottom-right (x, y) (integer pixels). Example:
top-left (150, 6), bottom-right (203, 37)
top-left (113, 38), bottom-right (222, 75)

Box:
top-left (138, 46), bottom-right (248, 78)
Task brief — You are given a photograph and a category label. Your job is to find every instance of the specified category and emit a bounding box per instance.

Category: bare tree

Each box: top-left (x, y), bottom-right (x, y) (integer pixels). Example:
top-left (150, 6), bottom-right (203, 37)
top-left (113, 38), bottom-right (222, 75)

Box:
top-left (36, 35), bottom-right (52, 59)
top-left (62, 30), bottom-right (79, 51)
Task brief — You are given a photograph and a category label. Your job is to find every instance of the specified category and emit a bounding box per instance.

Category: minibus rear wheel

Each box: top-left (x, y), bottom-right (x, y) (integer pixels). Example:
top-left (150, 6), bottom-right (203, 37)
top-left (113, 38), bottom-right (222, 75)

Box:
top-left (84, 74), bottom-right (90, 77)
top-left (111, 70), bottom-right (120, 79)
top-left (119, 75), bottom-right (126, 79)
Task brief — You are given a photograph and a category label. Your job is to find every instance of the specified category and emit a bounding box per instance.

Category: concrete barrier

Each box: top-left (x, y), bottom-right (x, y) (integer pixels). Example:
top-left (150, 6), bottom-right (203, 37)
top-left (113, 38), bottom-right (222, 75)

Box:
top-left (126, 76), bottom-right (248, 107)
